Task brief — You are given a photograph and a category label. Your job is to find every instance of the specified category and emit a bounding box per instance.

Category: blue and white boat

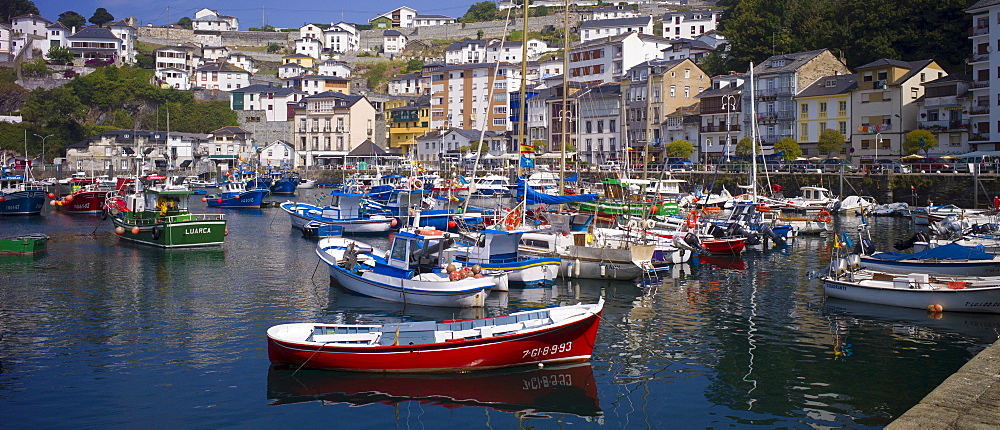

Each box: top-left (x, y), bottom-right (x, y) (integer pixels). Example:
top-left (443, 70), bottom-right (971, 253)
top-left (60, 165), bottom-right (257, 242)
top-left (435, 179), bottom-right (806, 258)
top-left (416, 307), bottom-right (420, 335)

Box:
top-left (470, 175), bottom-right (512, 196)
top-left (280, 192), bottom-right (394, 234)
top-left (205, 180), bottom-right (267, 209)
top-left (315, 228), bottom-right (506, 308)
top-left (366, 190), bottom-right (484, 232)
top-left (453, 228), bottom-right (560, 286)
top-left (860, 243), bottom-right (1000, 277)
top-left (0, 175), bottom-right (47, 215)
top-left (269, 174), bottom-right (299, 195)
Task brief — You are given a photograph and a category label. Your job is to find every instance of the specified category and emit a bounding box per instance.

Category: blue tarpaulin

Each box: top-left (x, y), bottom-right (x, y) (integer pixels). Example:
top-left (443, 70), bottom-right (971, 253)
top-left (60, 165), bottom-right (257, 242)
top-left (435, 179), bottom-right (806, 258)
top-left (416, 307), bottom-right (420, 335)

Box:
top-left (870, 242), bottom-right (993, 261)
top-left (517, 180), bottom-right (598, 204)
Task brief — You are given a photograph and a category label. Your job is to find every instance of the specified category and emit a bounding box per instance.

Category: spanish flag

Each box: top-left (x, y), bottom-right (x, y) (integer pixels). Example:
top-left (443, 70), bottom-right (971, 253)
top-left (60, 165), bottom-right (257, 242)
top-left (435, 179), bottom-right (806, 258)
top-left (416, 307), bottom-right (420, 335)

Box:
top-left (520, 143), bottom-right (534, 154)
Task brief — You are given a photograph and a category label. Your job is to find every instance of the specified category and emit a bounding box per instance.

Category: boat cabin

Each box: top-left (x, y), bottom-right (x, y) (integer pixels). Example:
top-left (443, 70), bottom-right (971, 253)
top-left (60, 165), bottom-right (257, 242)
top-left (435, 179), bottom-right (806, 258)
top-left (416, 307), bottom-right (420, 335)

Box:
top-left (126, 188), bottom-right (192, 215)
top-left (0, 175), bottom-right (26, 192)
top-left (322, 192), bottom-right (364, 220)
top-left (455, 229), bottom-right (529, 264)
top-left (380, 230), bottom-right (456, 276)
top-left (799, 186), bottom-right (833, 203)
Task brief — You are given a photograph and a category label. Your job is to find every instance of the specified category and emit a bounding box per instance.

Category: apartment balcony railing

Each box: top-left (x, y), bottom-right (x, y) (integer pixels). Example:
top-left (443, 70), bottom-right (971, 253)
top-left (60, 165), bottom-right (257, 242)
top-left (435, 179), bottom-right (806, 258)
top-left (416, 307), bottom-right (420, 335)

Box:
top-left (971, 53), bottom-right (989, 63)
top-left (919, 121), bottom-right (969, 132)
top-left (700, 124), bottom-right (741, 132)
top-left (974, 26), bottom-right (990, 36)
top-left (973, 81), bottom-right (990, 89)
top-left (971, 107), bottom-right (990, 115)
top-left (970, 133), bottom-right (990, 141)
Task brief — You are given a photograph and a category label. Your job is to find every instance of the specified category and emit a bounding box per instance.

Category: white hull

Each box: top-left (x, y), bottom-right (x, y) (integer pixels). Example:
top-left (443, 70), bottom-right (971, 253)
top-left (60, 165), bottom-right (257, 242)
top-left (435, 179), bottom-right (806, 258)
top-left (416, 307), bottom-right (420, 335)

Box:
top-left (860, 256), bottom-right (1000, 277)
top-left (284, 203), bottom-right (393, 234)
top-left (824, 276), bottom-right (1000, 313)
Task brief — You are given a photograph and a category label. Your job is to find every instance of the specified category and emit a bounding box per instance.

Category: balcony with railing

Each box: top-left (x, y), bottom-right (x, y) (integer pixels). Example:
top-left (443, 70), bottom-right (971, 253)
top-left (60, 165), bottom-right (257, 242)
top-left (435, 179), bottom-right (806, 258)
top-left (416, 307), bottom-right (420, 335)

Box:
top-left (700, 124), bottom-right (741, 133)
top-left (970, 53), bottom-right (990, 63)
top-left (971, 106), bottom-right (990, 115)
top-left (973, 81), bottom-right (990, 89)
top-left (970, 133), bottom-right (990, 141)
top-left (919, 121), bottom-right (969, 132)
top-left (973, 25), bottom-right (990, 36)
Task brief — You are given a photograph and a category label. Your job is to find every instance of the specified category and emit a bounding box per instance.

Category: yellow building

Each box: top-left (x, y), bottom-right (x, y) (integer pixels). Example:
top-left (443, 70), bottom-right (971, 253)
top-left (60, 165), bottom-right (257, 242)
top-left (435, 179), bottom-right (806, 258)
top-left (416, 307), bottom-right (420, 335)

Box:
top-left (281, 53), bottom-right (316, 69)
top-left (385, 99), bottom-right (430, 155)
top-left (795, 74), bottom-right (857, 158)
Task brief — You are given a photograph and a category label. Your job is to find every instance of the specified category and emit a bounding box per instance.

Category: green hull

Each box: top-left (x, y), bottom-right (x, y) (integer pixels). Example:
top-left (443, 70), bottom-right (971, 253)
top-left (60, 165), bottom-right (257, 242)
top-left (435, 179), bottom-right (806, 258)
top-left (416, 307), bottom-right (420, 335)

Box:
top-left (574, 201), bottom-right (679, 217)
top-left (113, 212), bottom-right (227, 248)
top-left (0, 234), bottom-right (48, 254)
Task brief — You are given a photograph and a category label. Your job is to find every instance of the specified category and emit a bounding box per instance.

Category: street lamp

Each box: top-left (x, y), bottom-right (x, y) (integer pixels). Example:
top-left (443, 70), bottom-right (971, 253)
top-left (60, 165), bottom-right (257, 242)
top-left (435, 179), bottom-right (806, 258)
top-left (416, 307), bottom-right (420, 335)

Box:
top-left (34, 133), bottom-right (54, 165)
top-left (721, 94), bottom-right (737, 163)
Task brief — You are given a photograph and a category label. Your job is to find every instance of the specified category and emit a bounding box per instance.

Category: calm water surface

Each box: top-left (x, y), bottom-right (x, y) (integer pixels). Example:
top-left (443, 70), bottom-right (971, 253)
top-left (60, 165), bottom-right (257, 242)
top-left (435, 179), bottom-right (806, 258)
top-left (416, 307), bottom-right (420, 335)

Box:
top-left (1, 190), bottom-right (997, 428)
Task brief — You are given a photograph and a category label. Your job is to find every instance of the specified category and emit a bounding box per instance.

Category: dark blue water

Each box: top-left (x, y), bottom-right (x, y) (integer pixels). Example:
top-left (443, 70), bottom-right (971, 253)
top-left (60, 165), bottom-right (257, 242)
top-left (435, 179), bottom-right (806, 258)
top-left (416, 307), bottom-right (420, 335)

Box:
top-left (1, 191), bottom-right (996, 428)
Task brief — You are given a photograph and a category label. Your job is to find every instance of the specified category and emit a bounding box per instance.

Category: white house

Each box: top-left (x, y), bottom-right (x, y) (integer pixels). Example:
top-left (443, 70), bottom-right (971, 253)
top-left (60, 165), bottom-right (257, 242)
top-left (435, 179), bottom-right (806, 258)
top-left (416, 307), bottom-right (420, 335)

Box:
top-left (660, 38), bottom-right (716, 61)
top-left (316, 59), bottom-right (351, 77)
top-left (106, 19), bottom-right (136, 64)
top-left (155, 67), bottom-right (191, 90)
top-left (193, 8), bottom-right (239, 31)
top-left (429, 62), bottom-right (521, 131)
top-left (567, 32), bottom-right (671, 84)
top-left (0, 24), bottom-right (12, 61)
top-left (194, 62), bottom-right (250, 90)
top-left (11, 13), bottom-right (49, 37)
top-left (415, 129), bottom-right (504, 167)
top-left (154, 45), bottom-right (202, 75)
top-left (662, 10), bottom-right (722, 40)
top-left (413, 15), bottom-right (456, 27)
top-left (229, 84), bottom-right (306, 122)
top-left (584, 5), bottom-right (638, 20)
top-left (44, 21), bottom-right (69, 52)
top-left (579, 16), bottom-right (654, 43)
top-left (202, 45), bottom-right (229, 61)
top-left (65, 27), bottom-right (129, 65)
top-left (388, 71), bottom-right (426, 96)
top-left (382, 30), bottom-right (407, 54)
top-left (370, 6), bottom-right (418, 28)
top-left (444, 39), bottom-right (489, 65)
top-left (485, 39), bottom-right (551, 64)
top-left (260, 140), bottom-right (295, 167)
top-left (324, 22), bottom-right (359, 53)
top-left (278, 63), bottom-right (309, 79)
top-left (166, 132), bottom-right (212, 169)
top-left (295, 37), bottom-right (323, 58)
top-left (226, 53), bottom-right (257, 74)
top-left (299, 24), bottom-right (324, 40)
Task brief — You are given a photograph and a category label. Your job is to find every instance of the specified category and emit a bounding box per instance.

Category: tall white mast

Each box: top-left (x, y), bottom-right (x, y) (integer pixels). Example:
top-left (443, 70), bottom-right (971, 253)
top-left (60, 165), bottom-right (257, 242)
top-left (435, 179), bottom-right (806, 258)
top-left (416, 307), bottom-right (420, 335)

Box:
top-left (748, 62), bottom-right (758, 197)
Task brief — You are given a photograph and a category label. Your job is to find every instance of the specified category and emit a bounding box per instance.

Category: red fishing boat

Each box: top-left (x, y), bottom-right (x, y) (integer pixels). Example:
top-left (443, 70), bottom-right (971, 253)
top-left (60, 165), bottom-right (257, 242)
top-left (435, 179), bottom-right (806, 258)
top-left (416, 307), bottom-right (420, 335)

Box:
top-left (267, 298), bottom-right (604, 373)
top-left (619, 225), bottom-right (747, 255)
top-left (54, 177), bottom-right (133, 215)
top-left (267, 362), bottom-right (601, 416)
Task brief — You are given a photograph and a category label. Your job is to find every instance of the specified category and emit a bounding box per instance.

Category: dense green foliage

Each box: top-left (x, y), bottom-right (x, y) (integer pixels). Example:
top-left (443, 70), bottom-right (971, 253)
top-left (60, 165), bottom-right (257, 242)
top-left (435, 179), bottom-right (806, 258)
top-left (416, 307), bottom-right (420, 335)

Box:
top-left (176, 17), bottom-right (192, 29)
top-left (58, 11), bottom-right (86, 29)
top-left (817, 129), bottom-right (847, 154)
top-left (773, 137), bottom-right (802, 160)
top-left (0, 0), bottom-right (38, 23)
top-left (734, 136), bottom-right (761, 157)
top-left (461, 1), bottom-right (498, 23)
top-left (89, 7), bottom-right (114, 27)
top-left (47, 46), bottom-right (73, 64)
top-left (664, 140), bottom-right (695, 158)
top-left (714, 0), bottom-right (973, 74)
top-left (904, 129), bottom-right (938, 155)
top-left (403, 59), bottom-right (424, 73)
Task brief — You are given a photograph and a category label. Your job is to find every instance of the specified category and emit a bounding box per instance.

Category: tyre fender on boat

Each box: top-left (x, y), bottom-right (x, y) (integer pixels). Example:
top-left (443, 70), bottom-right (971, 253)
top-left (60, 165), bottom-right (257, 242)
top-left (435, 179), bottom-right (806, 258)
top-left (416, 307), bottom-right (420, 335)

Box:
top-left (151, 226), bottom-right (161, 240)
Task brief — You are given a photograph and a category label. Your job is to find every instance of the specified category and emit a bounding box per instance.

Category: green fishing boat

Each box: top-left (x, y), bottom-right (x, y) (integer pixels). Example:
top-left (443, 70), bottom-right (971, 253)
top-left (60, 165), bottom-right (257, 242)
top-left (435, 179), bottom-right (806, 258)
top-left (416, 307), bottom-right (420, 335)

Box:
top-left (573, 178), bottom-right (679, 220)
top-left (106, 182), bottom-right (227, 248)
top-left (0, 233), bottom-right (49, 254)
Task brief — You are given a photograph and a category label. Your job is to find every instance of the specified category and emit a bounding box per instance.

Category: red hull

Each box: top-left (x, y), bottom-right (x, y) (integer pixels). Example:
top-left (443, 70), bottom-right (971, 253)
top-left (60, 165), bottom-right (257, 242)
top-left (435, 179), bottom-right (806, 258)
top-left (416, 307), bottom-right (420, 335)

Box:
top-left (56, 191), bottom-right (107, 214)
top-left (267, 311), bottom-right (602, 372)
top-left (267, 362), bottom-right (601, 415)
top-left (701, 237), bottom-right (747, 255)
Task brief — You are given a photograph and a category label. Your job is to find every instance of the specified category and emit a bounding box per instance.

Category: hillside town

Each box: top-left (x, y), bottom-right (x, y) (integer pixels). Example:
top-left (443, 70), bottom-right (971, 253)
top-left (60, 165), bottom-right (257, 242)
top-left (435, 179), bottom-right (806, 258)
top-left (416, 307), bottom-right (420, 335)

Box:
top-left (2, 1), bottom-right (997, 175)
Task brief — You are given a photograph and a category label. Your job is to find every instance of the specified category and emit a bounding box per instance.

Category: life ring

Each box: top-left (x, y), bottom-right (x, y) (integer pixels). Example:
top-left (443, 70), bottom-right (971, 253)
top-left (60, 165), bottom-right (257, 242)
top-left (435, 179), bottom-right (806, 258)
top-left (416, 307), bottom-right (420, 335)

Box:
top-left (816, 210), bottom-right (832, 223)
top-left (627, 219), bottom-right (639, 229)
top-left (408, 177), bottom-right (424, 190)
top-left (686, 211), bottom-right (699, 229)
top-left (644, 219), bottom-right (656, 229)
top-left (504, 208), bottom-right (522, 230)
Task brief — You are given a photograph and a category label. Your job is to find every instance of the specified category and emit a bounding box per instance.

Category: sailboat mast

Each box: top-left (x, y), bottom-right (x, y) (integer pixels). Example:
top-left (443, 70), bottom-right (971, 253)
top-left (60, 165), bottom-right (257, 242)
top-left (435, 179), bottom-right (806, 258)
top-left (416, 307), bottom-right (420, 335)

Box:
top-left (749, 62), bottom-right (758, 196)
top-left (559, 0), bottom-right (569, 194)
top-left (517, 1), bottom-right (529, 180)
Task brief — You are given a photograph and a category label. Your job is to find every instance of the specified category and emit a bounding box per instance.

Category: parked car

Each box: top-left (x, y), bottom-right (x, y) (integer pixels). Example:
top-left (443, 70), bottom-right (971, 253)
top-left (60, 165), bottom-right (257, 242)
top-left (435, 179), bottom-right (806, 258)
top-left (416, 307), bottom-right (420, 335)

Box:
top-left (901, 157), bottom-right (953, 173)
top-left (869, 158), bottom-right (911, 173)
top-left (788, 159), bottom-right (822, 173)
top-left (819, 158), bottom-right (858, 173)
top-left (664, 157), bottom-right (694, 171)
top-left (599, 161), bottom-right (621, 171)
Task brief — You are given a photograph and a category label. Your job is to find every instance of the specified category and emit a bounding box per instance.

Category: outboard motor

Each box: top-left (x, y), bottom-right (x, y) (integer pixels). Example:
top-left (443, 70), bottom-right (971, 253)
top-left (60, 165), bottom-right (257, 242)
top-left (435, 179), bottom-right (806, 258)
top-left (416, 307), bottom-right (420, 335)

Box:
top-left (893, 232), bottom-right (928, 251)
top-left (680, 232), bottom-right (709, 254)
top-left (745, 232), bottom-right (762, 247)
top-left (760, 224), bottom-right (786, 246)
top-left (853, 238), bottom-right (875, 255)
top-left (708, 224), bottom-right (727, 238)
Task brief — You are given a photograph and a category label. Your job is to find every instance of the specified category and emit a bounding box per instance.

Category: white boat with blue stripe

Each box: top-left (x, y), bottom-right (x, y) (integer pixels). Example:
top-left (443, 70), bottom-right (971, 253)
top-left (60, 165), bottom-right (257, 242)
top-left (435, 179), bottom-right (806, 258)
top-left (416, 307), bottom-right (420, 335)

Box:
top-left (316, 228), bottom-right (506, 308)
top-left (453, 228), bottom-right (560, 286)
top-left (282, 192), bottom-right (394, 234)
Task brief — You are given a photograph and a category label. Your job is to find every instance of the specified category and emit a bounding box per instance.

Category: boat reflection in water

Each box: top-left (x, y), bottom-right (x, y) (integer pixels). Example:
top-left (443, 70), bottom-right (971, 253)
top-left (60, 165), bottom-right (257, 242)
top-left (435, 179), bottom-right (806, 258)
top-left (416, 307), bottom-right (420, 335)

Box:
top-left (267, 362), bottom-right (602, 418)
top-left (824, 297), bottom-right (1000, 344)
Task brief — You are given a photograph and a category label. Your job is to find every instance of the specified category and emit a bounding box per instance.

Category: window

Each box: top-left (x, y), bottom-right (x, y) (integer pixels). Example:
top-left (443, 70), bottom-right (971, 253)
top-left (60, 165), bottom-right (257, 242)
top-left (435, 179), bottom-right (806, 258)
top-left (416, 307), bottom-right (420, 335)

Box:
top-left (800, 123), bottom-right (809, 140)
top-left (800, 103), bottom-right (809, 114)
top-left (927, 109), bottom-right (939, 121)
top-left (684, 69), bottom-right (690, 78)
top-left (839, 121), bottom-right (847, 134)
top-left (670, 85), bottom-right (676, 97)
top-left (585, 121), bottom-right (592, 133)
top-left (609, 120), bottom-right (616, 132)
top-left (684, 87), bottom-right (690, 98)
top-left (597, 120), bottom-right (604, 133)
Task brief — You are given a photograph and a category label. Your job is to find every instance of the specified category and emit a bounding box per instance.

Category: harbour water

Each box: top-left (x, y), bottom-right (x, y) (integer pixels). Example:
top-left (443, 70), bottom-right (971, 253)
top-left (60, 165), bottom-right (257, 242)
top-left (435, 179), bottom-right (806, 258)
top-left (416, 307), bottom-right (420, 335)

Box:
top-left (1, 189), bottom-right (997, 428)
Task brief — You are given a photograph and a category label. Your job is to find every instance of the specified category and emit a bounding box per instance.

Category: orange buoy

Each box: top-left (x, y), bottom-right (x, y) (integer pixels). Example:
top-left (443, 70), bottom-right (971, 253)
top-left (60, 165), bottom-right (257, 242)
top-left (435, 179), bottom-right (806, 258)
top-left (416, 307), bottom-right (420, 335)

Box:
top-left (927, 304), bottom-right (943, 313)
top-left (817, 210), bottom-right (832, 223)
top-left (447, 220), bottom-right (457, 229)
top-left (650, 205), bottom-right (659, 215)
top-left (130, 226), bottom-right (140, 235)
top-left (390, 218), bottom-right (399, 228)
top-left (64, 195), bottom-right (73, 202)
top-left (47, 192), bottom-right (55, 198)
top-left (217, 198), bottom-right (223, 203)
top-left (201, 197), bottom-right (207, 202)
top-left (115, 226), bottom-right (125, 235)
top-left (49, 200), bottom-right (56, 206)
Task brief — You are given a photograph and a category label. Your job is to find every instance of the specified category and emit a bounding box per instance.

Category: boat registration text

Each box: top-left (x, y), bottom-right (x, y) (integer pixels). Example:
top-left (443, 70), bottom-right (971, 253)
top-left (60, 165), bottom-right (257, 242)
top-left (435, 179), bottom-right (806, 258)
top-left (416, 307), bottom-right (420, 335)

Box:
top-left (523, 341), bottom-right (572, 358)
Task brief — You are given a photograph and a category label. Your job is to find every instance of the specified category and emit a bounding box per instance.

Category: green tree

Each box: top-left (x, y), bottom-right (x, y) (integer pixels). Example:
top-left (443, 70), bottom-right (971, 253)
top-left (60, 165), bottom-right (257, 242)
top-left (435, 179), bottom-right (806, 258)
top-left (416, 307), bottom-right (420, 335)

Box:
top-left (903, 129), bottom-right (938, 156)
top-left (817, 129), bottom-right (847, 155)
top-left (363, 62), bottom-right (389, 91)
top-left (461, 1), bottom-right (497, 23)
top-left (477, 29), bottom-right (484, 40)
top-left (176, 17), bottom-right (192, 29)
top-left (0, 0), bottom-right (38, 23)
top-left (58, 11), bottom-right (86, 30)
top-left (89, 7), bottom-right (114, 27)
top-left (403, 59), bottom-right (423, 73)
top-left (20, 58), bottom-right (49, 77)
top-left (773, 137), bottom-right (802, 161)
top-left (21, 86), bottom-right (87, 155)
top-left (134, 52), bottom-right (154, 69)
top-left (532, 5), bottom-right (551, 16)
top-left (734, 136), bottom-right (761, 158)
top-left (165, 100), bottom-right (238, 133)
top-left (663, 140), bottom-right (694, 158)
top-left (47, 45), bottom-right (73, 64)
top-left (266, 42), bottom-right (282, 54)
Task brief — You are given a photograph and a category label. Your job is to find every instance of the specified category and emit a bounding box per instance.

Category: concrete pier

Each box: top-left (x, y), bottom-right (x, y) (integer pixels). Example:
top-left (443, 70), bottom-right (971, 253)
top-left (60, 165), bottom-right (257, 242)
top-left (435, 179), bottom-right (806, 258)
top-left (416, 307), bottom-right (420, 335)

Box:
top-left (888, 339), bottom-right (1000, 429)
